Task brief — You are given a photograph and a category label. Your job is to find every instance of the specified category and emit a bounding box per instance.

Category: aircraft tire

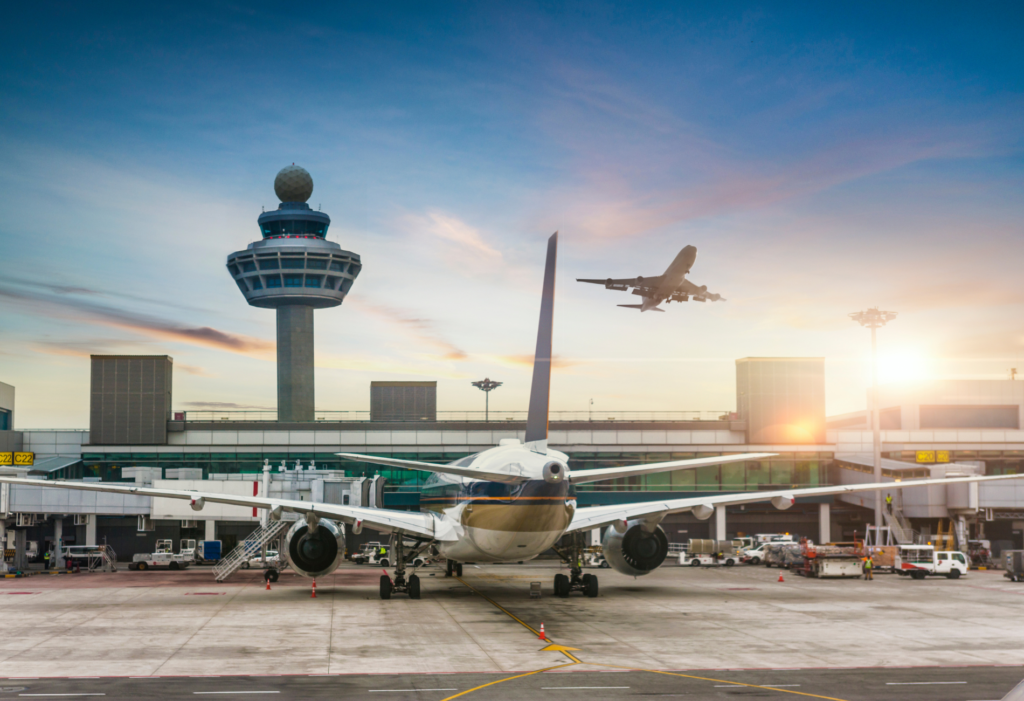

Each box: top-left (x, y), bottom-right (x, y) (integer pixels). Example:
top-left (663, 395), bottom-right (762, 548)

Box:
top-left (456, 563), bottom-right (464, 577)
top-left (583, 574), bottom-right (598, 598)
top-left (380, 575), bottom-right (392, 600)
top-left (268, 569), bottom-right (280, 583)
top-left (554, 573), bottom-right (570, 597)
top-left (409, 575), bottom-right (421, 600)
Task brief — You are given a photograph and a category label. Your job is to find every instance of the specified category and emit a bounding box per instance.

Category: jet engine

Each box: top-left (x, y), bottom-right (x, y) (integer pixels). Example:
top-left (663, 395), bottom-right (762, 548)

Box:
top-left (601, 520), bottom-right (669, 577)
top-left (282, 518), bottom-right (345, 578)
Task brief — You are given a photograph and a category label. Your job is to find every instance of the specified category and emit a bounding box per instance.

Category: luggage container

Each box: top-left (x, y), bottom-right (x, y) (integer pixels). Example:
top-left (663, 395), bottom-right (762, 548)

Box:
top-left (1003, 550), bottom-right (1024, 582)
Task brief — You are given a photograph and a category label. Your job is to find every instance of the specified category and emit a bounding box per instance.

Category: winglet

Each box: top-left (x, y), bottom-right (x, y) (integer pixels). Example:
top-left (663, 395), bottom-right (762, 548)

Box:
top-left (525, 232), bottom-right (558, 449)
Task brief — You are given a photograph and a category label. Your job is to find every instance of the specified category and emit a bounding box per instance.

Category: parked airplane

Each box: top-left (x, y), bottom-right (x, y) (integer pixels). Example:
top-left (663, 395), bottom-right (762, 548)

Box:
top-left (577, 244), bottom-right (724, 312)
top-left (3, 234), bottom-right (1023, 601)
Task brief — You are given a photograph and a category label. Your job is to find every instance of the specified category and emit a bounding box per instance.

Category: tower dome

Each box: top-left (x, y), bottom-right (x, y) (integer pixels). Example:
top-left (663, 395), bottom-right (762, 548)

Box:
top-left (274, 165), bottom-right (314, 203)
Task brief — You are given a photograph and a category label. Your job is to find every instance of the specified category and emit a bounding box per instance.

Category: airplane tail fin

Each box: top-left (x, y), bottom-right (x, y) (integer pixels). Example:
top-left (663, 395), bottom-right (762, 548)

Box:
top-left (525, 232), bottom-right (558, 450)
top-left (617, 304), bottom-right (664, 312)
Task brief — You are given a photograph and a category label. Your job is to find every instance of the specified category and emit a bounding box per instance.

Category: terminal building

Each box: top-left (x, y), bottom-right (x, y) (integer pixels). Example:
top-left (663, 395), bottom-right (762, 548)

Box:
top-left (4, 357), bottom-right (1024, 563)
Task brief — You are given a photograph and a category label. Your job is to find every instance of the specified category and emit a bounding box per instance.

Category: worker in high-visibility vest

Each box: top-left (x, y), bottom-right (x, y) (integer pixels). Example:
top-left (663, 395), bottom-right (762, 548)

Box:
top-left (886, 494), bottom-right (893, 515)
top-left (43, 550), bottom-right (51, 571)
top-left (863, 555), bottom-right (874, 581)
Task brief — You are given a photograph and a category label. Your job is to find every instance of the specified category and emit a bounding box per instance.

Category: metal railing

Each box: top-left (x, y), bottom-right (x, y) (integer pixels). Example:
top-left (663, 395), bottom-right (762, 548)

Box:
top-left (177, 410), bottom-right (732, 423)
top-left (213, 520), bottom-right (289, 582)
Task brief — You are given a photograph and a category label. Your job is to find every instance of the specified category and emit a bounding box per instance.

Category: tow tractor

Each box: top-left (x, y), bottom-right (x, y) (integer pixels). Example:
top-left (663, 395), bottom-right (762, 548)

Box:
top-left (897, 545), bottom-right (968, 579)
top-left (583, 546), bottom-right (609, 568)
top-left (679, 539), bottom-right (738, 567)
top-left (353, 542), bottom-right (384, 564)
top-left (129, 539), bottom-right (193, 571)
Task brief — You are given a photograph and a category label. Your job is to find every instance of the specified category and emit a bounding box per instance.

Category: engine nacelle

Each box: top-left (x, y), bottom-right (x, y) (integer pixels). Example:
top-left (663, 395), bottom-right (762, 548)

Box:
top-left (282, 518), bottom-right (345, 578)
top-left (690, 503), bottom-right (715, 520)
top-left (771, 494), bottom-right (795, 510)
top-left (602, 520), bottom-right (669, 577)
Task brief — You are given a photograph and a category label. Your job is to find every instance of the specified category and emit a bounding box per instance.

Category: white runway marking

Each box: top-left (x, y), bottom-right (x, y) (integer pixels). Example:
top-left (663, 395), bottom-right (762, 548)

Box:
top-left (18, 695), bottom-right (106, 698)
top-left (541, 687), bottom-right (631, 690)
top-left (192, 693), bottom-right (281, 696)
top-left (886, 681), bottom-right (967, 685)
top-left (368, 690), bottom-right (457, 693)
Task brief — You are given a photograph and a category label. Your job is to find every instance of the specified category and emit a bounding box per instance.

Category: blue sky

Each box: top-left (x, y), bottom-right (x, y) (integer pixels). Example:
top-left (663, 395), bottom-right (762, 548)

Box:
top-left (2, 3), bottom-right (1022, 428)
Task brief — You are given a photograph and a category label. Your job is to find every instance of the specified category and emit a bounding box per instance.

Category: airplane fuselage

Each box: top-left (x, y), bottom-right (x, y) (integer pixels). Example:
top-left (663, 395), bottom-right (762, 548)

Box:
top-left (641, 244), bottom-right (697, 310)
top-left (419, 444), bottom-right (575, 563)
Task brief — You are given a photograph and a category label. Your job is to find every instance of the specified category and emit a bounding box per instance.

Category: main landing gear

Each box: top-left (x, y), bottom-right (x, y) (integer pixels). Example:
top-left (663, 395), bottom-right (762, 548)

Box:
top-left (445, 560), bottom-right (464, 578)
top-left (552, 532), bottom-right (599, 598)
top-left (378, 535), bottom-right (423, 600)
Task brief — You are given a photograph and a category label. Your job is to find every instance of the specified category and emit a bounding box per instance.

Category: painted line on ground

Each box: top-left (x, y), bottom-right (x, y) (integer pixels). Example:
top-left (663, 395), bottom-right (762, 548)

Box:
top-left (542, 687), bottom-right (630, 690)
top-left (886, 681), bottom-right (967, 685)
top-left (368, 690), bottom-right (458, 693)
top-left (192, 693), bottom-right (281, 696)
top-left (440, 663), bottom-right (579, 701)
top-left (18, 696), bottom-right (106, 698)
top-left (597, 664), bottom-right (849, 701)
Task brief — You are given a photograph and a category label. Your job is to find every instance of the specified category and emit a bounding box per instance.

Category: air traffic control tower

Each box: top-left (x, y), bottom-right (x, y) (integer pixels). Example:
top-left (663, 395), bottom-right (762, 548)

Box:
top-left (226, 166), bottom-right (362, 421)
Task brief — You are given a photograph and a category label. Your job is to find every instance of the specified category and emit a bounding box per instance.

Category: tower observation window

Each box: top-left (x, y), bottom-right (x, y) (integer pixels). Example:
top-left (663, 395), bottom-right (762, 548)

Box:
top-left (261, 219), bottom-right (329, 238)
top-left (281, 258), bottom-right (305, 269)
top-left (250, 277), bottom-right (263, 290)
top-left (235, 279), bottom-right (249, 293)
top-left (241, 261), bottom-right (257, 272)
top-left (259, 259), bottom-right (280, 270)
top-left (305, 275), bottom-right (322, 288)
top-left (306, 259), bottom-right (327, 270)
top-left (325, 276), bottom-right (339, 290)
top-left (228, 264), bottom-right (240, 276)
top-left (284, 274), bottom-right (303, 288)
top-left (265, 275), bottom-right (282, 288)
top-left (329, 261), bottom-right (347, 273)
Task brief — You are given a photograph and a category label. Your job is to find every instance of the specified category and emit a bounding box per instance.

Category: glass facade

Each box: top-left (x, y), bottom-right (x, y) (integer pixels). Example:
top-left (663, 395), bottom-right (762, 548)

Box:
top-left (0, 409), bottom-right (9, 430)
top-left (74, 450), bottom-right (833, 493)
top-left (283, 274), bottom-right (303, 288)
top-left (265, 275), bottom-right (282, 288)
top-left (261, 219), bottom-right (329, 238)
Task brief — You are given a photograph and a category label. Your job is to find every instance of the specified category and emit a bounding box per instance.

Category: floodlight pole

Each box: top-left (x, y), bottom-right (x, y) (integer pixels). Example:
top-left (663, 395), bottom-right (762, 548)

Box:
top-left (849, 307), bottom-right (898, 534)
top-left (471, 378), bottom-right (502, 423)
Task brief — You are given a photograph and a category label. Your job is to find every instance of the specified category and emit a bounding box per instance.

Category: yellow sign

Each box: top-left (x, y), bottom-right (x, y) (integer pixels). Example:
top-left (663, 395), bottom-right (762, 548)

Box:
top-left (0, 452), bottom-right (11, 466)
top-left (936, 450), bottom-right (950, 463)
top-left (916, 451), bottom-right (935, 463)
top-left (13, 452), bottom-right (34, 465)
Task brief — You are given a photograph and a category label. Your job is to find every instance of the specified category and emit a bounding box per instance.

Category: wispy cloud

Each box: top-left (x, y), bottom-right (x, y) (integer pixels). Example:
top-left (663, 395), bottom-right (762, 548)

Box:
top-left (348, 298), bottom-right (468, 361)
top-left (0, 283), bottom-right (273, 357)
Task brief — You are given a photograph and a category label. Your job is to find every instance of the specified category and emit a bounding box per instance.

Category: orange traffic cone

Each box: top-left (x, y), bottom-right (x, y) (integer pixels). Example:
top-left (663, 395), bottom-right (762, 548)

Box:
top-left (538, 623), bottom-right (546, 641)
top-left (312, 578), bottom-right (317, 598)
top-left (778, 572), bottom-right (785, 582)
top-left (266, 579), bottom-right (271, 591)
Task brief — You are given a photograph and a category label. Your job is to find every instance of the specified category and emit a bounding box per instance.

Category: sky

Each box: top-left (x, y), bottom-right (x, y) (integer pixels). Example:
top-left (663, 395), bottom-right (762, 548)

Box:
top-left (1, 3), bottom-right (1022, 428)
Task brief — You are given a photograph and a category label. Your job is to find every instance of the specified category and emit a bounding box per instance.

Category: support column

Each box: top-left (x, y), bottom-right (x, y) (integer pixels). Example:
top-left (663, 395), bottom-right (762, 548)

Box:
top-left (13, 529), bottom-right (28, 572)
top-left (54, 518), bottom-right (63, 563)
top-left (205, 520), bottom-right (216, 541)
top-left (818, 503), bottom-right (831, 545)
top-left (0, 519), bottom-right (6, 574)
top-left (714, 505), bottom-right (727, 542)
top-left (86, 516), bottom-right (97, 546)
top-left (277, 305), bottom-right (315, 422)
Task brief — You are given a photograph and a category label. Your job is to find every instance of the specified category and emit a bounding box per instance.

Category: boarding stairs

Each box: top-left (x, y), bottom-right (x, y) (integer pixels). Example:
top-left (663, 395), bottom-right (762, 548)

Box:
top-left (935, 518), bottom-right (970, 554)
top-left (214, 520), bottom-right (289, 582)
top-left (882, 507), bottom-right (917, 545)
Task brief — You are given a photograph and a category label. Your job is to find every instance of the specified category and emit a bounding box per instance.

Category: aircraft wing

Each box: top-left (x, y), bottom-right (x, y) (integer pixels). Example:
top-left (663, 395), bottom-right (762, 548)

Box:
top-left (577, 276), bottom-right (664, 294)
top-left (677, 278), bottom-right (724, 301)
top-left (566, 472), bottom-right (1024, 533)
top-left (0, 476), bottom-right (445, 540)
top-left (337, 453), bottom-right (529, 484)
top-left (570, 453), bottom-right (776, 485)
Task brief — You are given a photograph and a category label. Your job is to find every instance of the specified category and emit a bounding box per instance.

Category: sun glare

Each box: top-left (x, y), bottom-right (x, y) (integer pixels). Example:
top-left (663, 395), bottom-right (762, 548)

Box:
top-left (877, 351), bottom-right (931, 385)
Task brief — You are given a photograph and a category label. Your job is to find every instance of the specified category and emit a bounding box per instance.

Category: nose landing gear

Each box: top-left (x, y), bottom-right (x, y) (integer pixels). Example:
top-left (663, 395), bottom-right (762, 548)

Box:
top-left (445, 559), bottom-right (464, 578)
top-left (552, 532), bottom-right (599, 598)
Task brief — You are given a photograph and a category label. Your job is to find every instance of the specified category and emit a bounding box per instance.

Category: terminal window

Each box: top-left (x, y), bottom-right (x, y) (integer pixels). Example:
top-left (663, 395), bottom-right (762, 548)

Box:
top-left (0, 409), bottom-right (9, 430)
top-left (920, 405), bottom-right (1019, 430)
top-left (283, 275), bottom-right (303, 287)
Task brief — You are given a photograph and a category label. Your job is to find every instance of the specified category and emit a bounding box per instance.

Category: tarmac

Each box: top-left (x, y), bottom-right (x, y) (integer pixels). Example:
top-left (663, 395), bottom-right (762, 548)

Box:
top-left (1, 560), bottom-right (1023, 699)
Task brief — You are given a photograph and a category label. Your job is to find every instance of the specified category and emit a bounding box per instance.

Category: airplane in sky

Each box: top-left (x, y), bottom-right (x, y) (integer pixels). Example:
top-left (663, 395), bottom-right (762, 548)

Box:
top-left (3, 233), bottom-right (1023, 601)
top-left (577, 244), bottom-right (725, 312)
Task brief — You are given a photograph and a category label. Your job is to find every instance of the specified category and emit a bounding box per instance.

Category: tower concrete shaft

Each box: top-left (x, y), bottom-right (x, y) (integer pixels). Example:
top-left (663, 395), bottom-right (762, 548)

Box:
top-left (277, 305), bottom-right (315, 422)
